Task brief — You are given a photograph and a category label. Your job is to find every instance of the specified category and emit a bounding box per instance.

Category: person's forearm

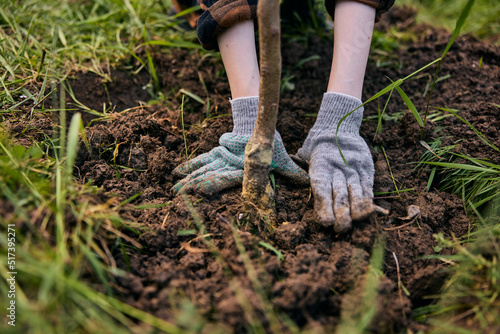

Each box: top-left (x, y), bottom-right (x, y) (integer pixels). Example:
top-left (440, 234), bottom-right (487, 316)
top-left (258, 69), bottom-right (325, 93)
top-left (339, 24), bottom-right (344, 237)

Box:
top-left (327, 0), bottom-right (376, 100)
top-left (217, 20), bottom-right (260, 99)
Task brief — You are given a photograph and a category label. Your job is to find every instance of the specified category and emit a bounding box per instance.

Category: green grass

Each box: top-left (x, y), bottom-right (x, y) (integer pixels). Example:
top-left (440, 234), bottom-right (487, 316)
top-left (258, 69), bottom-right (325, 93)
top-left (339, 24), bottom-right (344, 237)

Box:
top-left (419, 107), bottom-right (500, 216)
top-left (0, 116), bottom-right (185, 333)
top-left (415, 216), bottom-right (500, 333)
top-left (0, 0), bottom-right (200, 106)
top-left (415, 106), bottom-right (500, 332)
top-left (0, 1), bottom-right (201, 332)
top-left (396, 0), bottom-right (500, 42)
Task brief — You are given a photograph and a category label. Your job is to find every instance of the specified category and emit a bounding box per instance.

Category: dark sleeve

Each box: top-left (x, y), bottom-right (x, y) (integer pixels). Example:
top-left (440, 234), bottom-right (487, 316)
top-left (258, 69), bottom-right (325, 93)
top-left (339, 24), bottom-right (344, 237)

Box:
top-left (172, 0), bottom-right (202, 28)
top-left (196, 0), bottom-right (395, 51)
top-left (324, 0), bottom-right (395, 22)
top-left (197, 0), bottom-right (258, 51)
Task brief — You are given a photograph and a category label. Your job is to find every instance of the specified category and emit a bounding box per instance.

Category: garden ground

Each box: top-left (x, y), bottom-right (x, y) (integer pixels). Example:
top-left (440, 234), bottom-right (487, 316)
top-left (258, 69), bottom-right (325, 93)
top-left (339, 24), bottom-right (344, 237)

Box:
top-left (2, 4), bottom-right (499, 333)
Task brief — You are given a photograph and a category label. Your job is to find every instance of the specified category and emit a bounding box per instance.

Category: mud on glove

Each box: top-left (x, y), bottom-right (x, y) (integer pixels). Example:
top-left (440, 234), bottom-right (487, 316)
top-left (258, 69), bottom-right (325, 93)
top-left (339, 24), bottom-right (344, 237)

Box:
top-left (172, 96), bottom-right (309, 196)
top-left (295, 92), bottom-right (388, 233)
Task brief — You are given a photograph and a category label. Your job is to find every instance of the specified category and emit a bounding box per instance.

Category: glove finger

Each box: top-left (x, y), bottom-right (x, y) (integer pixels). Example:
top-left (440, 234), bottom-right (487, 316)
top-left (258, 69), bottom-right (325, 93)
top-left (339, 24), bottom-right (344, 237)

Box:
top-left (274, 160), bottom-right (310, 185)
top-left (310, 166), bottom-right (335, 227)
top-left (348, 174), bottom-right (389, 220)
top-left (272, 138), bottom-right (310, 185)
top-left (355, 169), bottom-right (389, 218)
top-left (171, 160), bottom-right (222, 194)
top-left (173, 152), bottom-right (216, 176)
top-left (332, 170), bottom-right (352, 234)
top-left (358, 168), bottom-right (375, 200)
top-left (173, 166), bottom-right (239, 196)
top-left (346, 173), bottom-right (373, 221)
top-left (195, 169), bottom-right (244, 197)
top-left (290, 153), bottom-right (308, 170)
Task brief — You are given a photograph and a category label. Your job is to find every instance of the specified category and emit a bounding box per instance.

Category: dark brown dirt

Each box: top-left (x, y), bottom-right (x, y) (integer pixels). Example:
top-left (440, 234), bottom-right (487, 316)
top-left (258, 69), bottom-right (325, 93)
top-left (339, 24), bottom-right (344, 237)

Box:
top-left (4, 6), bottom-right (500, 333)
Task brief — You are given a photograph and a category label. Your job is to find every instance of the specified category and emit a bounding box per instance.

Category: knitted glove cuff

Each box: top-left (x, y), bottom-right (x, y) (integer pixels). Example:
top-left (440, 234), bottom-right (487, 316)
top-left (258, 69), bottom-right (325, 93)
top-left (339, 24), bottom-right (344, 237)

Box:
top-left (313, 92), bottom-right (364, 133)
top-left (230, 96), bottom-right (259, 134)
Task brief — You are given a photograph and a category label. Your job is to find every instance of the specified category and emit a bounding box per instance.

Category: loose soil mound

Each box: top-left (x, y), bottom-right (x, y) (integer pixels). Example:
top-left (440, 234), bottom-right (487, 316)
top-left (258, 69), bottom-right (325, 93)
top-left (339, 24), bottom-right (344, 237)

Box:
top-left (5, 6), bottom-right (500, 333)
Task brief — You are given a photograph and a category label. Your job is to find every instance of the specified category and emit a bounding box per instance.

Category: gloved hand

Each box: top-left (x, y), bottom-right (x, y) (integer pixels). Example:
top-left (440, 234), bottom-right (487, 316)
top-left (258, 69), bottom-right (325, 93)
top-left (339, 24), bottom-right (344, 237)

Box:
top-left (295, 92), bottom-right (388, 233)
top-left (172, 97), bottom-right (309, 196)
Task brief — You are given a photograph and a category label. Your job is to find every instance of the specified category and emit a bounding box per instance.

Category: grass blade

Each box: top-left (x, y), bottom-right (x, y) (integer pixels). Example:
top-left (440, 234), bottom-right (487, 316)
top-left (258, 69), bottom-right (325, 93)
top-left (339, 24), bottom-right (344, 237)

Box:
top-left (66, 113), bottom-right (82, 181)
top-left (422, 161), bottom-right (495, 173)
top-left (258, 241), bottom-right (284, 262)
top-left (145, 47), bottom-right (159, 90)
top-left (179, 88), bottom-right (205, 105)
top-left (421, 0), bottom-right (476, 138)
top-left (395, 85), bottom-right (423, 127)
top-left (441, 0), bottom-right (476, 59)
top-left (145, 39), bottom-right (203, 50)
top-left (435, 107), bottom-right (500, 153)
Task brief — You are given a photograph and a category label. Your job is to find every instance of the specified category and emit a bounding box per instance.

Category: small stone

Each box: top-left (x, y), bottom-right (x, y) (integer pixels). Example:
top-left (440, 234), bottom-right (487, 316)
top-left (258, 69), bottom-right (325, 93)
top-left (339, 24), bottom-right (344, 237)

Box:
top-left (400, 205), bottom-right (421, 220)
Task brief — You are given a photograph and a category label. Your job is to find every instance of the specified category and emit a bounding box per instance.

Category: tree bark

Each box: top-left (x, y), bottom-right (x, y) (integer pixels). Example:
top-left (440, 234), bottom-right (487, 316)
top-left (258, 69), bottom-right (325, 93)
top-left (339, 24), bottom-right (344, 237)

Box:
top-left (242, 0), bottom-right (281, 215)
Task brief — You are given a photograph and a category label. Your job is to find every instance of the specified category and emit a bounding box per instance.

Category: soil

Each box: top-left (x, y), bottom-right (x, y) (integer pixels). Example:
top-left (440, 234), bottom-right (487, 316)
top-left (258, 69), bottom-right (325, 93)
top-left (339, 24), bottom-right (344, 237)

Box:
top-left (3, 6), bottom-right (500, 333)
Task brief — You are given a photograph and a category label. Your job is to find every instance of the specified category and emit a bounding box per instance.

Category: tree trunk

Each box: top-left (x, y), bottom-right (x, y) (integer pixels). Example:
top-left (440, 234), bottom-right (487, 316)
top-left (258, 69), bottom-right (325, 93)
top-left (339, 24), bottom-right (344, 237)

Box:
top-left (242, 0), bottom-right (281, 216)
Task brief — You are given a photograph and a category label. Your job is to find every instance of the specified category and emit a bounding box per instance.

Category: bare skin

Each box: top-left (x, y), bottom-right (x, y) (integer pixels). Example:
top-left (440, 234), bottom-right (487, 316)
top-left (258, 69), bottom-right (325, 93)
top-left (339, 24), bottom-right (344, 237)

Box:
top-left (327, 0), bottom-right (375, 100)
top-left (218, 20), bottom-right (260, 99)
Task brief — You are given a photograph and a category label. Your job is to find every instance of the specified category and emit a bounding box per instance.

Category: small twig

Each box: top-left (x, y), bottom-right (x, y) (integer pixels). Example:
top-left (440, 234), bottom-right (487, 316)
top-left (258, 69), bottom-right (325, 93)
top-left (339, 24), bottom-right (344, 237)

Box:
top-left (35, 49), bottom-right (46, 80)
top-left (392, 252), bottom-right (404, 306)
top-left (99, 235), bottom-right (117, 269)
top-left (176, 234), bottom-right (213, 255)
top-left (420, 60), bottom-right (442, 140)
top-left (383, 217), bottom-right (418, 231)
top-left (218, 213), bottom-right (255, 236)
top-left (448, 307), bottom-right (477, 325)
top-left (217, 213), bottom-right (231, 226)
top-left (161, 212), bottom-right (170, 229)
top-left (420, 140), bottom-right (443, 159)
top-left (180, 95), bottom-right (191, 172)
top-left (381, 146), bottom-right (400, 196)
top-left (384, 218), bottom-right (417, 231)
top-left (375, 195), bottom-right (403, 199)
top-left (102, 223), bottom-right (142, 249)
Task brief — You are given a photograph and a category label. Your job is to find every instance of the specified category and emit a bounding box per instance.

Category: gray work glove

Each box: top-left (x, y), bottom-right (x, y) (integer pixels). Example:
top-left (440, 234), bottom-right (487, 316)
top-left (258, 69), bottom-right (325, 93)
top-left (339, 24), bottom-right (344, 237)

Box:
top-left (295, 92), bottom-right (388, 233)
top-left (172, 97), bottom-right (309, 196)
